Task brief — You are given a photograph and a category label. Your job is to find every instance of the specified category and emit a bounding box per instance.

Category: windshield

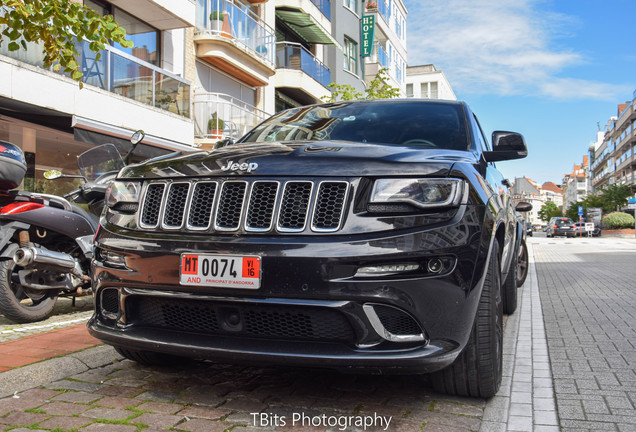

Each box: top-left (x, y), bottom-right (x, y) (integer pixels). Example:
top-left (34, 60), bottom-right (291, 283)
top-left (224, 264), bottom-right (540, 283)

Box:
top-left (240, 101), bottom-right (470, 150)
top-left (77, 144), bottom-right (125, 182)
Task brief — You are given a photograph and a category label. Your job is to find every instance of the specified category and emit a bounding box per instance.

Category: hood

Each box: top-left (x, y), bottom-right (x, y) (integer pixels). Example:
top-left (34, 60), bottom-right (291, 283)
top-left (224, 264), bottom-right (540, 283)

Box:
top-left (119, 141), bottom-right (478, 179)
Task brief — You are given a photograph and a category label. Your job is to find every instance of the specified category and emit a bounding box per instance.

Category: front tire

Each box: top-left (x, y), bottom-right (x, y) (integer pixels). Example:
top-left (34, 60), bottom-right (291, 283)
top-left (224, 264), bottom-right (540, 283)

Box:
top-left (0, 258), bottom-right (57, 323)
top-left (430, 240), bottom-right (503, 398)
top-left (502, 247), bottom-right (518, 314)
top-left (516, 241), bottom-right (529, 287)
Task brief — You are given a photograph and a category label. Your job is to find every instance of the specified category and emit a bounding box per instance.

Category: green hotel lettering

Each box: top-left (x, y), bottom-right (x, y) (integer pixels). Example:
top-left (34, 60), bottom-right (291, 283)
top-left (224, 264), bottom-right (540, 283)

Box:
top-left (360, 15), bottom-right (375, 57)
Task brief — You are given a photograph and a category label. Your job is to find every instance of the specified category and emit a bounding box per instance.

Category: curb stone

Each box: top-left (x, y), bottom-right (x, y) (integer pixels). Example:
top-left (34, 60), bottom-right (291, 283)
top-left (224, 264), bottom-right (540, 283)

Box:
top-left (0, 345), bottom-right (122, 398)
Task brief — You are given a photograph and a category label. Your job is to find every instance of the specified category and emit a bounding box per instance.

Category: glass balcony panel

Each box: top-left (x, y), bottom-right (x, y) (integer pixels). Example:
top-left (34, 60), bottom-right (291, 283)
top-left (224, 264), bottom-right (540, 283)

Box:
top-left (310, 0), bottom-right (331, 20)
top-left (111, 52), bottom-right (154, 105)
top-left (276, 43), bottom-right (331, 88)
top-left (194, 93), bottom-right (270, 140)
top-left (155, 72), bottom-right (191, 117)
top-left (0, 36), bottom-right (190, 117)
top-left (196, 0), bottom-right (275, 65)
top-left (378, 45), bottom-right (388, 68)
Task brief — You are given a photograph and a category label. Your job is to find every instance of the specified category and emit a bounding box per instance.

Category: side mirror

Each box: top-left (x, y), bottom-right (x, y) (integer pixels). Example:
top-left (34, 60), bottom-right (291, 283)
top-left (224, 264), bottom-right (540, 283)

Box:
top-left (515, 201), bottom-right (533, 212)
top-left (483, 131), bottom-right (527, 162)
top-left (44, 169), bottom-right (62, 180)
top-left (131, 130), bottom-right (145, 145)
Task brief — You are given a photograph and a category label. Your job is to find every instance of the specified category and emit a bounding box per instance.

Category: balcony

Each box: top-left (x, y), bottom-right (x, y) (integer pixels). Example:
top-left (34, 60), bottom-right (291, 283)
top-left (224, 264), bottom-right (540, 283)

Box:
top-left (275, 42), bottom-right (331, 104)
top-left (195, 0), bottom-right (276, 87)
top-left (109, 0), bottom-right (195, 29)
top-left (193, 92), bottom-right (270, 144)
top-left (0, 39), bottom-right (190, 118)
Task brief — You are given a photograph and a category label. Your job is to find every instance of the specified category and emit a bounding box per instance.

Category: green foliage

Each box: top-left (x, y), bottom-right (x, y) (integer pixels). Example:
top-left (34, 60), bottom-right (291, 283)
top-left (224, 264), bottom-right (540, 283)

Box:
top-left (538, 201), bottom-right (562, 222)
top-left (0, 0), bottom-right (133, 87)
top-left (210, 11), bottom-right (224, 21)
top-left (602, 211), bottom-right (635, 229)
top-left (323, 67), bottom-right (401, 102)
top-left (599, 184), bottom-right (632, 212)
top-left (207, 112), bottom-right (224, 130)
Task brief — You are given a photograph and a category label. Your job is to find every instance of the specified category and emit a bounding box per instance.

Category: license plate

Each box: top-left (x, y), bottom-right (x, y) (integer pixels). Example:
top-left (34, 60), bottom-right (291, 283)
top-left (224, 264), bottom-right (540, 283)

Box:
top-left (179, 254), bottom-right (261, 289)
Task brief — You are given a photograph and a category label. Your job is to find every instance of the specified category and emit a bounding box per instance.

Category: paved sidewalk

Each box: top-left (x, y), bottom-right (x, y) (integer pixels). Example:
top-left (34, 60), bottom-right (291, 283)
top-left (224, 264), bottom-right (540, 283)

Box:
top-left (480, 238), bottom-right (558, 432)
top-left (533, 237), bottom-right (636, 432)
top-left (0, 323), bottom-right (101, 372)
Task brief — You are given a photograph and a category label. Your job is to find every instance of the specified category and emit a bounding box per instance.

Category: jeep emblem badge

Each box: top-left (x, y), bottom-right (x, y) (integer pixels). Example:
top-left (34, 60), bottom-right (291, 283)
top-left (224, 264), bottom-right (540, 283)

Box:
top-left (220, 160), bottom-right (258, 173)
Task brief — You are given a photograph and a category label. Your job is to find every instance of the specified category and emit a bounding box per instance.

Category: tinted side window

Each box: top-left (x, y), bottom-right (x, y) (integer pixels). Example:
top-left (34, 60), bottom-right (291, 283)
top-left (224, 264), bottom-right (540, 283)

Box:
top-left (470, 114), bottom-right (490, 152)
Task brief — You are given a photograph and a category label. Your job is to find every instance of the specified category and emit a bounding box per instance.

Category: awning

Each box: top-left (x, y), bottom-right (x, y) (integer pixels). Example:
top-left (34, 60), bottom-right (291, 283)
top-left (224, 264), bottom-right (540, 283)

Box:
top-left (276, 10), bottom-right (342, 49)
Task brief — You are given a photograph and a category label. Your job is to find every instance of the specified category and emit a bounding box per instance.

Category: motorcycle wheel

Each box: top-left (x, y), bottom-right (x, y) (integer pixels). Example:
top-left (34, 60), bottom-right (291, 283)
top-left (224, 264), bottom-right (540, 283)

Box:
top-left (0, 258), bottom-right (57, 323)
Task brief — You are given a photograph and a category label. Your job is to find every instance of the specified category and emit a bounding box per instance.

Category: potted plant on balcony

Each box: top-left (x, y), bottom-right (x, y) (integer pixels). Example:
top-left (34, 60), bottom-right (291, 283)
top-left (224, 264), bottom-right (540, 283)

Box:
top-left (366, 1), bottom-right (378, 10)
top-left (208, 112), bottom-right (225, 140)
top-left (210, 10), bottom-right (224, 32)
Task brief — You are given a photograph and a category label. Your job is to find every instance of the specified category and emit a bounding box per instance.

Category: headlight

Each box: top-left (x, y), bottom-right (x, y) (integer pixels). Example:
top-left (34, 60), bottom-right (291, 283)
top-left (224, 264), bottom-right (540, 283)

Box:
top-left (105, 181), bottom-right (141, 212)
top-left (370, 178), bottom-right (464, 209)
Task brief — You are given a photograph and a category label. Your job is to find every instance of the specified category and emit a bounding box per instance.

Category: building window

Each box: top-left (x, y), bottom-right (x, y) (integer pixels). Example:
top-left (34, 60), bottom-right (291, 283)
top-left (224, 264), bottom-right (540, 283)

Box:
top-left (344, 0), bottom-right (358, 13)
top-left (406, 83), bottom-right (413, 98)
top-left (84, 0), bottom-right (160, 66)
top-left (344, 37), bottom-right (358, 75)
top-left (430, 81), bottom-right (438, 99)
top-left (420, 82), bottom-right (429, 98)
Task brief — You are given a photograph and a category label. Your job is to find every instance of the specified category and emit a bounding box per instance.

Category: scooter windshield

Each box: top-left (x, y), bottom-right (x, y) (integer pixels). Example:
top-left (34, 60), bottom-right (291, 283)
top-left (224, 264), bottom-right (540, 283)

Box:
top-left (77, 144), bottom-right (125, 183)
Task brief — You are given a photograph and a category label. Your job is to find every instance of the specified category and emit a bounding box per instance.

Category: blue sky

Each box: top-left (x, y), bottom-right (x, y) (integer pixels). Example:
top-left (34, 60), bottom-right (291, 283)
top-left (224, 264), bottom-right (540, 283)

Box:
top-left (402, 0), bottom-right (635, 185)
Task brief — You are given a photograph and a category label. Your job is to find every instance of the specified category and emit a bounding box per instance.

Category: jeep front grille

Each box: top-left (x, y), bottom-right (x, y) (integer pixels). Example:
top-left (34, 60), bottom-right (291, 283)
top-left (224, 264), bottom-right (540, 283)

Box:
top-left (138, 179), bottom-right (349, 233)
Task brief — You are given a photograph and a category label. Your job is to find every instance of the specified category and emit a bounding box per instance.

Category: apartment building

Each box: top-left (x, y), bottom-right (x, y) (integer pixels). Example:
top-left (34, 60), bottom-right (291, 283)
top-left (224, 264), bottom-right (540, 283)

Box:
top-left (405, 64), bottom-right (456, 101)
top-left (510, 177), bottom-right (543, 225)
top-left (0, 0), bottom-right (196, 190)
top-left (590, 92), bottom-right (636, 195)
top-left (362, 0), bottom-right (407, 93)
top-left (562, 155), bottom-right (591, 209)
top-left (541, 182), bottom-right (564, 210)
top-left (193, 0), bottom-right (276, 147)
top-left (1, 0), bottom-right (381, 181)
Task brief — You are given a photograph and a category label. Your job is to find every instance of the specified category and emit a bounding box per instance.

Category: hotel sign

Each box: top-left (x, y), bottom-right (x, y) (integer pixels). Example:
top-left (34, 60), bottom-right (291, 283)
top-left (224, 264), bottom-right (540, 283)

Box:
top-left (360, 15), bottom-right (375, 57)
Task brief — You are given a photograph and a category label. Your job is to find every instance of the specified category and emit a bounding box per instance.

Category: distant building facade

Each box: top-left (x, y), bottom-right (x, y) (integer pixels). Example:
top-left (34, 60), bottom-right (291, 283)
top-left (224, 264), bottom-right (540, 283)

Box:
top-left (562, 156), bottom-right (591, 209)
top-left (405, 64), bottom-right (456, 100)
top-left (590, 92), bottom-right (636, 197)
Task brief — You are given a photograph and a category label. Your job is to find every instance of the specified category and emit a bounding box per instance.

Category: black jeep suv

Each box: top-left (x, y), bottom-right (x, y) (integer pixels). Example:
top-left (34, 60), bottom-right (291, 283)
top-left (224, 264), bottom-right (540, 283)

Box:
top-left (88, 100), bottom-right (527, 398)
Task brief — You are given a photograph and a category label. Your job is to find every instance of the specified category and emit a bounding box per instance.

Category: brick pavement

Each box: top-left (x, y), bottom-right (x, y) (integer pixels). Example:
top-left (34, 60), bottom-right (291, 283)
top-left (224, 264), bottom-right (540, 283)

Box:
top-left (0, 323), bottom-right (101, 372)
top-left (533, 237), bottom-right (636, 432)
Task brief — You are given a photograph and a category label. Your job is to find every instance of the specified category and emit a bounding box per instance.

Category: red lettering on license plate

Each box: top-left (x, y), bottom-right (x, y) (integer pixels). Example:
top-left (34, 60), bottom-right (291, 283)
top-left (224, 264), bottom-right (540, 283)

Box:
top-left (242, 257), bottom-right (260, 278)
top-left (181, 255), bottom-right (199, 275)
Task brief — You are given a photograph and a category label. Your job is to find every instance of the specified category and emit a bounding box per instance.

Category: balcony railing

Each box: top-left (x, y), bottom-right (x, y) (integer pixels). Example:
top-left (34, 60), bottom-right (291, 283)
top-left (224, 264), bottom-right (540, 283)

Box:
top-left (0, 39), bottom-right (190, 117)
top-left (193, 92), bottom-right (270, 140)
top-left (195, 0), bottom-right (275, 65)
top-left (276, 42), bottom-right (331, 88)
top-left (310, 0), bottom-right (331, 20)
top-left (377, 0), bottom-right (389, 24)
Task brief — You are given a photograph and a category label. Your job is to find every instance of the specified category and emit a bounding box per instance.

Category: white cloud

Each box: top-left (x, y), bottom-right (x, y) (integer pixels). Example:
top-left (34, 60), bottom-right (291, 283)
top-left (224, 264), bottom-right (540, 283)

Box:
top-left (404, 0), bottom-right (628, 100)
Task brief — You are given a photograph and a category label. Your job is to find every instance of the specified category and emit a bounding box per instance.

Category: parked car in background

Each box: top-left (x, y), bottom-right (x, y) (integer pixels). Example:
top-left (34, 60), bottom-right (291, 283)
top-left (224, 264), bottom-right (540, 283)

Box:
top-left (573, 222), bottom-right (601, 237)
top-left (88, 99), bottom-right (529, 399)
top-left (546, 217), bottom-right (576, 237)
top-left (526, 221), bottom-right (533, 237)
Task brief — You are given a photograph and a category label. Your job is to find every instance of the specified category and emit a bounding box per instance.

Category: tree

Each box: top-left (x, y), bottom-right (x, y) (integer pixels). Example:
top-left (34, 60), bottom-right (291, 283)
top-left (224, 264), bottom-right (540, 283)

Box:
top-left (600, 184), bottom-right (632, 212)
top-left (0, 0), bottom-right (133, 86)
top-left (538, 201), bottom-right (562, 222)
top-left (323, 67), bottom-right (401, 102)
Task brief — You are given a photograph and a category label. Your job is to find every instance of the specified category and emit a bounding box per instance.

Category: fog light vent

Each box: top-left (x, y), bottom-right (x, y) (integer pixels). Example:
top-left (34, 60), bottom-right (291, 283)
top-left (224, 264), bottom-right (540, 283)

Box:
top-left (101, 289), bottom-right (120, 315)
top-left (374, 305), bottom-right (422, 336)
top-left (363, 304), bottom-right (426, 343)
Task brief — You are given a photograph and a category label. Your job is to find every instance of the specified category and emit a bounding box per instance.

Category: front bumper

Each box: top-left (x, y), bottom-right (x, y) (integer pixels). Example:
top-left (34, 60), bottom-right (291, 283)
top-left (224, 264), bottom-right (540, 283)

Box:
top-left (88, 205), bottom-right (489, 373)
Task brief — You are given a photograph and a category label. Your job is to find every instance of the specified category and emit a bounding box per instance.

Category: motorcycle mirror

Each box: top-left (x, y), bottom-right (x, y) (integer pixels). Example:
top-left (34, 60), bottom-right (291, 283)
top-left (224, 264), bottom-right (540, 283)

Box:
top-left (44, 169), bottom-right (62, 180)
top-left (131, 130), bottom-right (145, 145)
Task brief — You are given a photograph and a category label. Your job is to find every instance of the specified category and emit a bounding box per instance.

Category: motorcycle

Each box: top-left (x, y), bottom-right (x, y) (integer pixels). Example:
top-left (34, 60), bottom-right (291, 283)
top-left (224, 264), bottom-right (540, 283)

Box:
top-left (0, 131), bottom-right (144, 323)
